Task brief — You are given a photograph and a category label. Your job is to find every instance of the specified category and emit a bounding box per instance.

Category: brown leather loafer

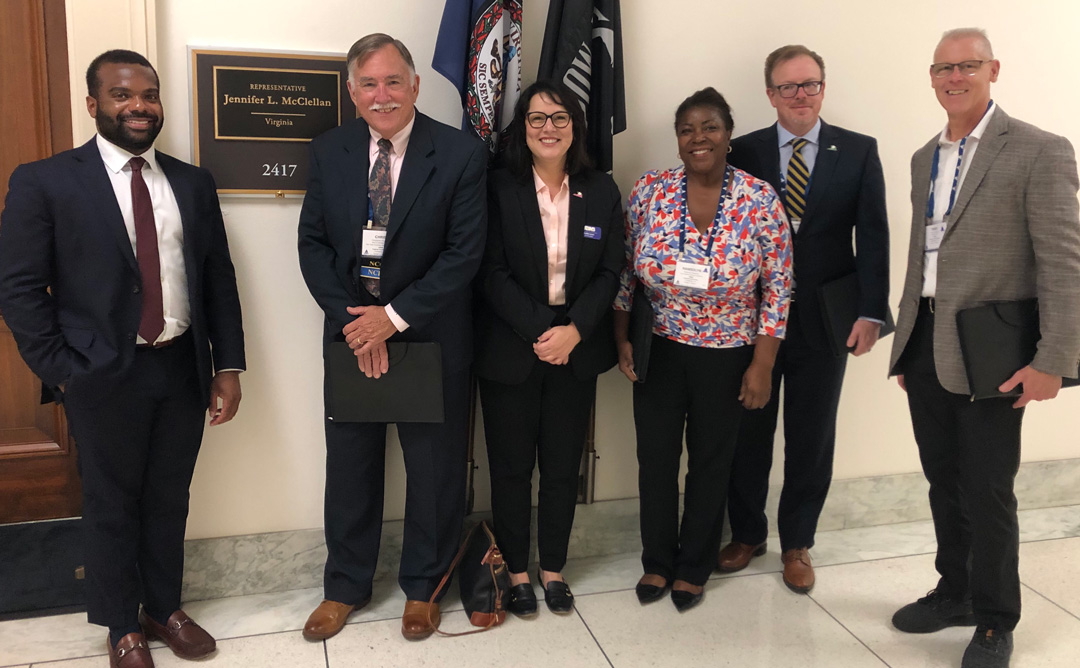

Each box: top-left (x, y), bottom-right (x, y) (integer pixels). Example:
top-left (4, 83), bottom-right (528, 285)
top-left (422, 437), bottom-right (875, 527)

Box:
top-left (303, 599), bottom-right (361, 641)
top-left (139, 609), bottom-right (215, 659)
top-left (107, 632), bottom-right (154, 668)
top-left (717, 541), bottom-right (767, 572)
top-left (781, 548), bottom-right (815, 593)
top-left (401, 600), bottom-right (440, 641)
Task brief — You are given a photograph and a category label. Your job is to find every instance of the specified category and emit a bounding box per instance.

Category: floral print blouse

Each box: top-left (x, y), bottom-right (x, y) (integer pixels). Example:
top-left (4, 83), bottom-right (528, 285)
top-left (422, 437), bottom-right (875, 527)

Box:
top-left (614, 164), bottom-right (793, 348)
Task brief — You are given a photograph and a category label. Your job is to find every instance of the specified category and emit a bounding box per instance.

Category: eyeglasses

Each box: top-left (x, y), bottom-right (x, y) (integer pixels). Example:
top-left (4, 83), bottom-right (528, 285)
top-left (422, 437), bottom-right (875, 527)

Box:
top-left (526, 111), bottom-right (571, 129)
top-left (772, 81), bottom-right (823, 98)
top-left (930, 60), bottom-right (991, 78)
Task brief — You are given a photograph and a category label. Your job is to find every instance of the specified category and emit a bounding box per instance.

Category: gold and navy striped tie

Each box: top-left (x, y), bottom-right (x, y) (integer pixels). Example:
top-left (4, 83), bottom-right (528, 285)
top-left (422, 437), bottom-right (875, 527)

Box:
top-left (785, 138), bottom-right (810, 220)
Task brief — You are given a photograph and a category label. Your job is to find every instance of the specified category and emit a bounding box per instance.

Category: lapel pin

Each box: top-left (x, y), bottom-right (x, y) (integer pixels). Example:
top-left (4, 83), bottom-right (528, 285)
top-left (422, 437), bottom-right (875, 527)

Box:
top-left (827, 145), bottom-right (838, 152)
top-left (573, 191), bottom-right (583, 198)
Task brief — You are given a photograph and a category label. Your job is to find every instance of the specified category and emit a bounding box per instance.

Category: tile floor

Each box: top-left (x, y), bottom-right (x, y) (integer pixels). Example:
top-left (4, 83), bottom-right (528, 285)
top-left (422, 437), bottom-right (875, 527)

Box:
top-left (3, 504), bottom-right (1079, 668)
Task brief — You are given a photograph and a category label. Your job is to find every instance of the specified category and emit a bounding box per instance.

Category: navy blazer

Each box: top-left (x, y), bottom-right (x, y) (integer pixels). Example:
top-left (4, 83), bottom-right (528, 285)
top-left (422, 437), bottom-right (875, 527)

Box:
top-left (297, 111), bottom-right (487, 373)
top-left (0, 139), bottom-right (246, 405)
top-left (474, 168), bottom-right (624, 385)
top-left (728, 120), bottom-right (889, 352)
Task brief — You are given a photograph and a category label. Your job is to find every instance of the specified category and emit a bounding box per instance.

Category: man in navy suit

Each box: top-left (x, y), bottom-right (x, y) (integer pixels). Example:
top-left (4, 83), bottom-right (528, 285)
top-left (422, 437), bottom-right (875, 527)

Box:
top-left (0, 50), bottom-right (245, 667)
top-left (718, 45), bottom-right (889, 592)
top-left (297, 33), bottom-right (486, 641)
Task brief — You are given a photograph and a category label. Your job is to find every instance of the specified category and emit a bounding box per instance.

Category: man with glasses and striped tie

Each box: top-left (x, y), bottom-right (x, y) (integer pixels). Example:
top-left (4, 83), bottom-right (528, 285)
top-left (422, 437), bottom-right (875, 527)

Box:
top-left (718, 44), bottom-right (890, 594)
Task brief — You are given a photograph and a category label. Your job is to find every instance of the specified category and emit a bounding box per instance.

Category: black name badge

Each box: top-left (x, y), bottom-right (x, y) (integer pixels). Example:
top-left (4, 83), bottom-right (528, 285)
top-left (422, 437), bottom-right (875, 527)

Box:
top-left (214, 67), bottom-right (340, 141)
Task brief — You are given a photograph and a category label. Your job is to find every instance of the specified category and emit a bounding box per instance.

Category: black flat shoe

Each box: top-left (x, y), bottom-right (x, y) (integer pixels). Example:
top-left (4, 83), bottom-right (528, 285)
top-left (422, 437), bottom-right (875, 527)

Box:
top-left (671, 588), bottom-right (704, 612)
top-left (507, 583), bottom-right (538, 617)
top-left (635, 579), bottom-right (669, 604)
top-left (537, 569), bottom-right (574, 614)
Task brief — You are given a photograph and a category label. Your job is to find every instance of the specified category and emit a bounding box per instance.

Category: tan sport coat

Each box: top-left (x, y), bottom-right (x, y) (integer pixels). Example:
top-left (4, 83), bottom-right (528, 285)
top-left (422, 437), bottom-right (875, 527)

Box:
top-left (889, 106), bottom-right (1080, 394)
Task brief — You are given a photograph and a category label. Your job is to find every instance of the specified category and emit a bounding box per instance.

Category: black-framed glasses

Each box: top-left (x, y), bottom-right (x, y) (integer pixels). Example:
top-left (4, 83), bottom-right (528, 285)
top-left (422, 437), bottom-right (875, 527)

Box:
top-left (773, 81), bottom-right (823, 98)
top-left (930, 60), bottom-right (991, 78)
top-left (526, 111), bottom-right (571, 129)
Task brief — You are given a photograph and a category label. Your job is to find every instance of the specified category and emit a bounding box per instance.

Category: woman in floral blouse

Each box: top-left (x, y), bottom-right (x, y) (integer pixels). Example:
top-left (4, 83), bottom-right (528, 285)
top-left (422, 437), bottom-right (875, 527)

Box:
top-left (613, 87), bottom-right (793, 612)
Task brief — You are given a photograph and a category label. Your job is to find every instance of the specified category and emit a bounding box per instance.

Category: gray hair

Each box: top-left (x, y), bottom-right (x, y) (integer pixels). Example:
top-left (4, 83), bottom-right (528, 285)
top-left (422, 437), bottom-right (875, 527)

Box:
top-left (346, 33), bottom-right (416, 82)
top-left (937, 28), bottom-right (994, 59)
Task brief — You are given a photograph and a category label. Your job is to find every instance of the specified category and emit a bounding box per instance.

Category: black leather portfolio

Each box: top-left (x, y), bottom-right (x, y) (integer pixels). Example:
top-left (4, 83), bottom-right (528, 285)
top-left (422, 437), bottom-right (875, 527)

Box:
top-left (629, 283), bottom-right (654, 384)
top-left (818, 272), bottom-right (895, 357)
top-left (325, 342), bottom-right (444, 423)
top-left (956, 299), bottom-right (1080, 400)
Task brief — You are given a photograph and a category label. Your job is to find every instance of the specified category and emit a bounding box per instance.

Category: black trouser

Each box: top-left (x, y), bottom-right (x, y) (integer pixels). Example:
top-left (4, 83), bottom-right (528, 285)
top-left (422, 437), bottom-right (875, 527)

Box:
top-left (634, 335), bottom-right (753, 586)
top-left (64, 333), bottom-right (205, 629)
top-left (322, 366), bottom-right (470, 604)
top-left (726, 309), bottom-right (848, 551)
top-left (900, 298), bottom-right (1024, 631)
top-left (479, 363), bottom-right (595, 573)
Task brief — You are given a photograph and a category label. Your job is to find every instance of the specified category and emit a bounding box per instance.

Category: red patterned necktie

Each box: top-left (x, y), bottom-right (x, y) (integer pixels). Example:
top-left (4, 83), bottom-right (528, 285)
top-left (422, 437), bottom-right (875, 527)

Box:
top-left (362, 138), bottom-right (393, 298)
top-left (129, 157), bottom-right (165, 344)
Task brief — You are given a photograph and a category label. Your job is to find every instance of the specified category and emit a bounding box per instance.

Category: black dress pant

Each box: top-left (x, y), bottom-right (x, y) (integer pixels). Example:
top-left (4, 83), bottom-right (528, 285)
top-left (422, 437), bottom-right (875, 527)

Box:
top-left (726, 309), bottom-right (848, 550)
top-left (635, 335), bottom-right (753, 586)
top-left (479, 363), bottom-right (596, 573)
top-left (322, 366), bottom-right (470, 603)
top-left (900, 299), bottom-right (1024, 631)
top-left (64, 333), bottom-right (205, 629)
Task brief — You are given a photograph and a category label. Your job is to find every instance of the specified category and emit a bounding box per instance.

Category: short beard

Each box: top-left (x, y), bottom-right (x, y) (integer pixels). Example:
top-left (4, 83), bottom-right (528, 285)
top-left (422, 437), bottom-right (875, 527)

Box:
top-left (96, 111), bottom-right (163, 154)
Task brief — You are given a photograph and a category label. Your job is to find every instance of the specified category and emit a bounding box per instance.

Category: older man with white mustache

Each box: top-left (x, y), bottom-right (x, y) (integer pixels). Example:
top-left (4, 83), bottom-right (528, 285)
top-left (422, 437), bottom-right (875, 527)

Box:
top-left (297, 32), bottom-right (488, 642)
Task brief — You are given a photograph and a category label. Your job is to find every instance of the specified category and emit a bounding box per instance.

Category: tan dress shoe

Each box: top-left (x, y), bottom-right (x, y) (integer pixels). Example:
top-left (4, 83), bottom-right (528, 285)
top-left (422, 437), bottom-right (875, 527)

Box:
top-left (781, 548), bottom-right (815, 593)
top-left (107, 632), bottom-right (154, 668)
top-left (303, 600), bottom-right (356, 641)
top-left (140, 609), bottom-right (215, 658)
top-left (401, 600), bottom-right (440, 641)
top-left (717, 541), bottom-right (767, 572)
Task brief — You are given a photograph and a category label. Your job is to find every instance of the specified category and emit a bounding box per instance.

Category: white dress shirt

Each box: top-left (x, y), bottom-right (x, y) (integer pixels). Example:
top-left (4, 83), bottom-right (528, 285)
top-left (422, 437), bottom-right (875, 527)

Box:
top-left (922, 103), bottom-right (998, 297)
top-left (368, 114), bottom-right (416, 331)
top-left (95, 134), bottom-right (189, 345)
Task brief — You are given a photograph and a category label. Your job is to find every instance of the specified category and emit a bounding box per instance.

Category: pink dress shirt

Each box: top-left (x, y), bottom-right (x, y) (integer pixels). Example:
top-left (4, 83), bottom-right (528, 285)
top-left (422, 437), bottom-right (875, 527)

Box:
top-left (533, 168), bottom-right (570, 306)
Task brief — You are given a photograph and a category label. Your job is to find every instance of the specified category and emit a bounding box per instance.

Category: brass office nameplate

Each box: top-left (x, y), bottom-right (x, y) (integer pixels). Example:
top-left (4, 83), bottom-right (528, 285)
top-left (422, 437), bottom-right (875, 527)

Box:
top-left (191, 48), bottom-right (357, 195)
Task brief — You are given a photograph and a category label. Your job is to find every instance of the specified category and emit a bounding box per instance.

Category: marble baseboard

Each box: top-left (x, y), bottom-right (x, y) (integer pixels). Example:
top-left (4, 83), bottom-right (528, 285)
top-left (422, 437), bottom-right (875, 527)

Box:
top-left (181, 456), bottom-right (1080, 601)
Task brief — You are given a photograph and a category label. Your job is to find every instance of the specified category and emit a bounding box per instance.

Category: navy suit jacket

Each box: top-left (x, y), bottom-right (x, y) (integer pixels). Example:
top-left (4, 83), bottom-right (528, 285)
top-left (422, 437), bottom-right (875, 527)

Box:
top-left (297, 111), bottom-right (487, 373)
top-left (728, 120), bottom-right (889, 352)
top-left (0, 139), bottom-right (246, 405)
top-left (473, 168), bottom-right (624, 385)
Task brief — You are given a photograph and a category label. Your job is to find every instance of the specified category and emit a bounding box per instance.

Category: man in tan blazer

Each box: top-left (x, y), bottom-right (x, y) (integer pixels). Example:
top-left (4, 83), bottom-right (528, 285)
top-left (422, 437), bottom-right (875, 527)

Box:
top-left (888, 28), bottom-right (1080, 668)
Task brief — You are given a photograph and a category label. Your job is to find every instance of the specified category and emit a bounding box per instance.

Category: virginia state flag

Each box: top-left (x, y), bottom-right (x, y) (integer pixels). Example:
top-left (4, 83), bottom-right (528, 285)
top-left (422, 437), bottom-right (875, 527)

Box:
top-left (433, 0), bottom-right (522, 155)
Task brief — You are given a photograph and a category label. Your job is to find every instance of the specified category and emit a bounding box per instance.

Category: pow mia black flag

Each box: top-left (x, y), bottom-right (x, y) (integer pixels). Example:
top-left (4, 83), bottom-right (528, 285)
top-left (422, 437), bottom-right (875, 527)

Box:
top-left (538, 0), bottom-right (625, 173)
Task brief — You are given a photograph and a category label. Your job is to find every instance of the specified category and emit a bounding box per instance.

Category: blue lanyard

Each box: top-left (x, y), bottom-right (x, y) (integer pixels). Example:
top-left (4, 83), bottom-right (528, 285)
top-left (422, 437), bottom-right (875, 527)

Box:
top-left (367, 200), bottom-right (374, 226)
top-left (926, 100), bottom-right (993, 220)
top-left (678, 166), bottom-right (731, 257)
top-left (926, 137), bottom-right (966, 220)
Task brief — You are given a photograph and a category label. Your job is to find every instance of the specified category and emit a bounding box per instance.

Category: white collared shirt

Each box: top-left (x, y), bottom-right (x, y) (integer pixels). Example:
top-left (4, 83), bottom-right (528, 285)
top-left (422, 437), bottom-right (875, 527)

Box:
top-left (368, 114), bottom-right (415, 199)
top-left (922, 102), bottom-right (998, 297)
top-left (95, 134), bottom-right (189, 344)
top-left (366, 114), bottom-right (416, 332)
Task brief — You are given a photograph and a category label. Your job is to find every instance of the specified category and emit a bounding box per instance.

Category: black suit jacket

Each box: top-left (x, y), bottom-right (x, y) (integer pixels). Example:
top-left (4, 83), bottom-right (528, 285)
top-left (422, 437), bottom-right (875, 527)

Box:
top-left (474, 168), bottom-right (624, 384)
top-left (728, 120), bottom-right (889, 351)
top-left (297, 111), bottom-right (487, 373)
top-left (0, 139), bottom-right (246, 405)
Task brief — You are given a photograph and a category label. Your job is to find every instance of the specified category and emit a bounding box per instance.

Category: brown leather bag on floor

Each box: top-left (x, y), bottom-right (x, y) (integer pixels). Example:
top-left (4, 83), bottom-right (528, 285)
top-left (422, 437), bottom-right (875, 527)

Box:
top-left (428, 520), bottom-right (510, 636)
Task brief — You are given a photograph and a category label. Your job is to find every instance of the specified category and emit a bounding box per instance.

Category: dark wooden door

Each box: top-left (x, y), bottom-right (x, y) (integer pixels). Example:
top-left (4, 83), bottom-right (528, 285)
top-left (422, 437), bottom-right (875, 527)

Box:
top-left (0, 0), bottom-right (81, 524)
